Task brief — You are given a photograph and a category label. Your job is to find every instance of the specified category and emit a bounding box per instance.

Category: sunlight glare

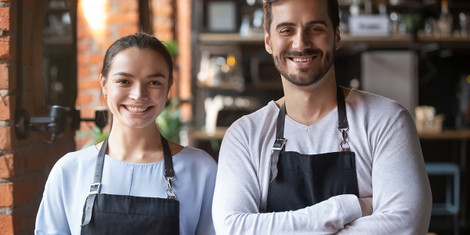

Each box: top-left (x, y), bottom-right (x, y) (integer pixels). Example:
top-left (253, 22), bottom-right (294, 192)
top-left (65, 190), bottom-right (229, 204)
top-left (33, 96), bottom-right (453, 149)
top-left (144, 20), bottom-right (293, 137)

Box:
top-left (80, 0), bottom-right (107, 33)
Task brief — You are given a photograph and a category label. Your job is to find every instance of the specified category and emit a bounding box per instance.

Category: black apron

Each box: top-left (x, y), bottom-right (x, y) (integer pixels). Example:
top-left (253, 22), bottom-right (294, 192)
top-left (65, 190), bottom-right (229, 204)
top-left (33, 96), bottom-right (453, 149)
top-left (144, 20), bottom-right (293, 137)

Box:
top-left (266, 86), bottom-right (359, 212)
top-left (80, 136), bottom-right (179, 234)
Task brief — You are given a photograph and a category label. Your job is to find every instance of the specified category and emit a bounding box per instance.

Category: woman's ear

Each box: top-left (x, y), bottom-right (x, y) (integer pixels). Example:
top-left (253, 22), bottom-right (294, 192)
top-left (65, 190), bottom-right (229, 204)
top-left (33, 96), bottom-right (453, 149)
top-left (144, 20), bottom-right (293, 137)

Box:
top-left (99, 74), bottom-right (107, 96)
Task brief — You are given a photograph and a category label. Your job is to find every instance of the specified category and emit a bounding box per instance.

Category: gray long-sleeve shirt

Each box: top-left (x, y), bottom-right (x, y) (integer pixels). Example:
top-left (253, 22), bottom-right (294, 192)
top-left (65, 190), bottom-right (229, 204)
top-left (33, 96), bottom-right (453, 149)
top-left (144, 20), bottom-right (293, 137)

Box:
top-left (213, 88), bottom-right (432, 235)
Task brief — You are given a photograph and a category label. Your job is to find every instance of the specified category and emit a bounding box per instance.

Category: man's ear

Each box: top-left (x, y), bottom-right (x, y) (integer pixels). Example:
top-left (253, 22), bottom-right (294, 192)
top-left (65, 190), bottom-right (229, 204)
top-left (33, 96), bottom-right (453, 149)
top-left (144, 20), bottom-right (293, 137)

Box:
top-left (335, 27), bottom-right (341, 51)
top-left (265, 30), bottom-right (273, 54)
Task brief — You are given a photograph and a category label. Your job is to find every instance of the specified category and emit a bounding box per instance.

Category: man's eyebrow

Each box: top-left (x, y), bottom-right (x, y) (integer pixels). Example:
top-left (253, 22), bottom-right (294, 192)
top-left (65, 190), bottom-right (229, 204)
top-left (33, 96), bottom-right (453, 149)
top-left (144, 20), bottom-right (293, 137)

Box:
top-left (305, 20), bottom-right (328, 27)
top-left (275, 20), bottom-right (328, 30)
top-left (275, 22), bottom-right (296, 30)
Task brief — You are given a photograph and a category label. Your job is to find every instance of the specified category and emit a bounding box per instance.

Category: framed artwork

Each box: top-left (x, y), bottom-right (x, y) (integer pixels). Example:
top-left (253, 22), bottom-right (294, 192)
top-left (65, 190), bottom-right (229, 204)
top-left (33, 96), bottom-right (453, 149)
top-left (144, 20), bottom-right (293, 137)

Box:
top-left (204, 1), bottom-right (238, 32)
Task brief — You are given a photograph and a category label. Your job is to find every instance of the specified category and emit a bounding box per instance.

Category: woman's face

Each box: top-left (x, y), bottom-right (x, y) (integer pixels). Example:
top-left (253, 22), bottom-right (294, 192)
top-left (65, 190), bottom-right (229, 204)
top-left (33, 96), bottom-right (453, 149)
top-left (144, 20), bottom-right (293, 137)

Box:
top-left (101, 48), bottom-right (170, 130)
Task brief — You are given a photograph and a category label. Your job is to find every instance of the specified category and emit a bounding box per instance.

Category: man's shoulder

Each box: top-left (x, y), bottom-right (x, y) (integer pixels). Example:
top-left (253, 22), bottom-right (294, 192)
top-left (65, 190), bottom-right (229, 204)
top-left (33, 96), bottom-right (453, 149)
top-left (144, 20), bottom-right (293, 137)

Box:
top-left (349, 88), bottom-right (408, 112)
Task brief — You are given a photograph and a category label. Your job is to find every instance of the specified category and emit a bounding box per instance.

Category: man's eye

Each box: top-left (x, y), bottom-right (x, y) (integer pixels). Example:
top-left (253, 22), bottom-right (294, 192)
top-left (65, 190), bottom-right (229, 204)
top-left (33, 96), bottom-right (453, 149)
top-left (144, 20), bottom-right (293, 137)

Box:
top-left (309, 27), bottom-right (324, 33)
top-left (149, 81), bottom-right (162, 86)
top-left (279, 28), bottom-right (292, 34)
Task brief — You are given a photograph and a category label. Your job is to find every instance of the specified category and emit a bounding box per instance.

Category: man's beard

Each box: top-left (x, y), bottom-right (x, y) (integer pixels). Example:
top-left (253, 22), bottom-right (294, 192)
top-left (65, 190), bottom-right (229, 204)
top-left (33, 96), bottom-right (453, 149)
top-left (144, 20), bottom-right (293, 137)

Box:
top-left (273, 48), bottom-right (335, 87)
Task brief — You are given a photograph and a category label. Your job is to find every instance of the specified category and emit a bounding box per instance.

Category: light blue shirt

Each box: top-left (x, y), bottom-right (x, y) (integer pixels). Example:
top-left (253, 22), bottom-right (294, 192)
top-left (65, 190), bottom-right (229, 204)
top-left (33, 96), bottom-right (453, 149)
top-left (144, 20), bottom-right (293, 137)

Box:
top-left (35, 145), bottom-right (217, 235)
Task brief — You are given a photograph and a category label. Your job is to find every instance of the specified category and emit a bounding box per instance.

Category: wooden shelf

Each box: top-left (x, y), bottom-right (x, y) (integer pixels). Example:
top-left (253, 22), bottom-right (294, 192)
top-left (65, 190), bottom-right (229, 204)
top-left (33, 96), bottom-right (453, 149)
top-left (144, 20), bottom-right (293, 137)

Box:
top-left (198, 32), bottom-right (470, 49)
top-left (198, 33), bottom-right (265, 44)
top-left (419, 129), bottom-right (470, 139)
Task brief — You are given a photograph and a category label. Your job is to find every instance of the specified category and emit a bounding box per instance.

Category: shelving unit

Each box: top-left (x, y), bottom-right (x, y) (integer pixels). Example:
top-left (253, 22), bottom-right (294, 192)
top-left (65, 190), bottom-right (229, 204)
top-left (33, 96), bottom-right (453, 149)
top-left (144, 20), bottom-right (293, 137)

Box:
top-left (190, 0), bottom-right (470, 159)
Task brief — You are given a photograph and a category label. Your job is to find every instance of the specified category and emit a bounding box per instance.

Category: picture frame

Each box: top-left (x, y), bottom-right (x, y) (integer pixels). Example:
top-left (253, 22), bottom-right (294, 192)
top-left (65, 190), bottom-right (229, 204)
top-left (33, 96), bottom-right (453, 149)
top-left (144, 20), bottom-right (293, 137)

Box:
top-left (204, 1), bottom-right (239, 32)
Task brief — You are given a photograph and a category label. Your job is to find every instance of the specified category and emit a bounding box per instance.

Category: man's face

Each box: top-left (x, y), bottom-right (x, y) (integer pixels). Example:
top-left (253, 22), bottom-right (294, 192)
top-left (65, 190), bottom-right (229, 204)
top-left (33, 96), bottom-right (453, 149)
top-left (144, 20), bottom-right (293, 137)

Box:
top-left (265, 0), bottom-right (340, 87)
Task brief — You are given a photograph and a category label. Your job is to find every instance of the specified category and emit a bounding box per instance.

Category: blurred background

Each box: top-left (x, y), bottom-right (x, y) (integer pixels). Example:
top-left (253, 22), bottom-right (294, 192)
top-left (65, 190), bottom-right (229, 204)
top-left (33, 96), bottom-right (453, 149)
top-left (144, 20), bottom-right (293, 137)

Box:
top-left (0, 0), bottom-right (469, 234)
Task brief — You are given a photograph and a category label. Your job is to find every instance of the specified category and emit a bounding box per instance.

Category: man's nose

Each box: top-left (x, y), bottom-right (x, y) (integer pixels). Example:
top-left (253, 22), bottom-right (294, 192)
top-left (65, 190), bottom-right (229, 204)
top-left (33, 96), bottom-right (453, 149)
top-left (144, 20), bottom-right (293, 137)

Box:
top-left (292, 30), bottom-right (311, 50)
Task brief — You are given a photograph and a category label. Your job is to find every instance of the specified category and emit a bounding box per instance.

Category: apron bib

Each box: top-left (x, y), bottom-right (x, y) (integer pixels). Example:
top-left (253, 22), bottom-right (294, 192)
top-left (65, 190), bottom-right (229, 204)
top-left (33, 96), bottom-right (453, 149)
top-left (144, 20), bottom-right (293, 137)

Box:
top-left (266, 86), bottom-right (359, 212)
top-left (81, 137), bottom-right (179, 234)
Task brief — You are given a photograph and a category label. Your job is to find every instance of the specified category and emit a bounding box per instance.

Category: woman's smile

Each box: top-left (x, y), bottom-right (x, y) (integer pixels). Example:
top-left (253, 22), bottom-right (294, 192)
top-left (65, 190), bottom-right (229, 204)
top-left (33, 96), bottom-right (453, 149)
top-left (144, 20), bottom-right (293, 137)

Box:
top-left (123, 105), bottom-right (153, 113)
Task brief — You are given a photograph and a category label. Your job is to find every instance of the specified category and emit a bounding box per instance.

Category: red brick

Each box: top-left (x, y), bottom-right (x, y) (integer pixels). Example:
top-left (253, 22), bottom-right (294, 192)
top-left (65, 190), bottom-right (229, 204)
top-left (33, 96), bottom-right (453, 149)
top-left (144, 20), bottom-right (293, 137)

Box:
top-left (77, 67), bottom-right (91, 77)
top-left (117, 1), bottom-right (138, 12)
top-left (0, 215), bottom-right (13, 235)
top-left (0, 7), bottom-right (9, 31)
top-left (77, 28), bottom-right (93, 39)
top-left (0, 182), bottom-right (13, 207)
top-left (76, 93), bottom-right (93, 106)
top-left (0, 64), bottom-right (8, 89)
top-left (78, 79), bottom-right (100, 90)
top-left (78, 54), bottom-right (104, 66)
top-left (0, 95), bottom-right (10, 120)
top-left (107, 13), bottom-right (138, 24)
top-left (0, 154), bottom-right (14, 179)
top-left (118, 26), bottom-right (139, 38)
top-left (0, 36), bottom-right (10, 60)
top-left (77, 40), bottom-right (91, 52)
top-left (0, 126), bottom-right (11, 150)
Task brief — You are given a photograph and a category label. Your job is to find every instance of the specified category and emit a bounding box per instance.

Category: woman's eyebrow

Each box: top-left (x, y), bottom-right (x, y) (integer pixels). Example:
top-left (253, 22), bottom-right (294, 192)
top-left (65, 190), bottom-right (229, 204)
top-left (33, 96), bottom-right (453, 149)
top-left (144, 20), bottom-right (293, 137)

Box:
top-left (112, 71), bottom-right (133, 77)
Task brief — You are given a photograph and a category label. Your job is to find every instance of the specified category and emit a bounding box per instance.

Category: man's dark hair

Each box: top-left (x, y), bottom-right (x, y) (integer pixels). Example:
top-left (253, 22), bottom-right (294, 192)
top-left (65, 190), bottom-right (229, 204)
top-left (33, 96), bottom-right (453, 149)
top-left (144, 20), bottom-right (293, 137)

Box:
top-left (263, 0), bottom-right (340, 34)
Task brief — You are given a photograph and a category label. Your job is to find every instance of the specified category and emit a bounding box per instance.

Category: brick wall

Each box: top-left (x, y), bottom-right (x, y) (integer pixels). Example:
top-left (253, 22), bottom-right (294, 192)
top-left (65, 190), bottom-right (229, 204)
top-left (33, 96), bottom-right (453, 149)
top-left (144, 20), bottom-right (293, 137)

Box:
top-left (0, 0), bottom-right (189, 233)
top-left (76, 0), bottom-right (139, 148)
top-left (0, 0), bottom-right (77, 234)
top-left (76, 0), bottom-right (182, 148)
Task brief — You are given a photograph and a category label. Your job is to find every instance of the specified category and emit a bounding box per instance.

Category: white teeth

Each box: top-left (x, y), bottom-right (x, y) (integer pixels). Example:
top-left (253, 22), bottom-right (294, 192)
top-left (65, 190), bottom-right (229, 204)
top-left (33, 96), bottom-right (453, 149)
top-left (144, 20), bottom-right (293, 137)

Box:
top-left (292, 57), bottom-right (312, 62)
top-left (127, 106), bottom-right (147, 113)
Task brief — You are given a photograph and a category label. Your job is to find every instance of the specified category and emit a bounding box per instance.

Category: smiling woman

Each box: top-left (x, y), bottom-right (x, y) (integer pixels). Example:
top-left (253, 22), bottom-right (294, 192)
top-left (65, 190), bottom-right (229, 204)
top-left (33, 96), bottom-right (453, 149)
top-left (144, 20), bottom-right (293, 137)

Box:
top-left (35, 32), bottom-right (217, 235)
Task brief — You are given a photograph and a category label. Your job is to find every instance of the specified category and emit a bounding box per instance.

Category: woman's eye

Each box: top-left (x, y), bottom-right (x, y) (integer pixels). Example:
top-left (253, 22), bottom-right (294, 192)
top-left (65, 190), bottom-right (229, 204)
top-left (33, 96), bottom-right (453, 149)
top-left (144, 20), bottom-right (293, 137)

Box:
top-left (116, 79), bottom-right (130, 85)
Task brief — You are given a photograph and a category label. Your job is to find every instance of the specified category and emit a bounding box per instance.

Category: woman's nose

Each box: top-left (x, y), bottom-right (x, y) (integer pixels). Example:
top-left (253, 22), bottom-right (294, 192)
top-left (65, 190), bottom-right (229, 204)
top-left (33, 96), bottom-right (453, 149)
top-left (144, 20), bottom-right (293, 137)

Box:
top-left (129, 83), bottom-right (149, 101)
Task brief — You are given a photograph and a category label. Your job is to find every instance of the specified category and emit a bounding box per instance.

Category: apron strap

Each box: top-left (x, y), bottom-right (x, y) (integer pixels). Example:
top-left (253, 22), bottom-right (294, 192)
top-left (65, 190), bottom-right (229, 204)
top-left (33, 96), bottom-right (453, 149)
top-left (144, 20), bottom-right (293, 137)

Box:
top-left (82, 138), bottom-right (108, 226)
top-left (161, 136), bottom-right (176, 199)
top-left (337, 85), bottom-right (348, 130)
top-left (82, 135), bottom-right (177, 226)
top-left (336, 86), bottom-right (350, 151)
top-left (270, 85), bottom-right (350, 182)
top-left (270, 104), bottom-right (287, 182)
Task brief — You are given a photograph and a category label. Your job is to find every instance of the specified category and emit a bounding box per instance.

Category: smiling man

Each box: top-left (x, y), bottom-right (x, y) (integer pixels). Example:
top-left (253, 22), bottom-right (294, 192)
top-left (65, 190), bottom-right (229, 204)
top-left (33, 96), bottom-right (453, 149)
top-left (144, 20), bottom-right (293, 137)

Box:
top-left (212, 0), bottom-right (432, 234)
